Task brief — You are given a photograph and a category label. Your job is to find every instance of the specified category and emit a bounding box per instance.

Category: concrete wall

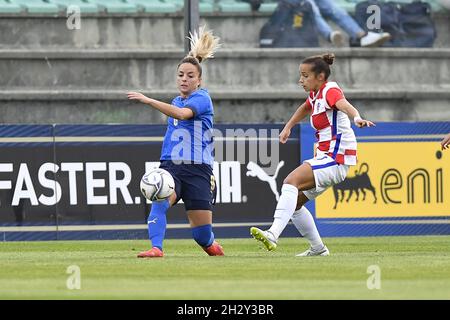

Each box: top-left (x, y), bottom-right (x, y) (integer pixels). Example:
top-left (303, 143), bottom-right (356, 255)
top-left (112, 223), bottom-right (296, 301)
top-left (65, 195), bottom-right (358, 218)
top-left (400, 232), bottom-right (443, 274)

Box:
top-left (1, 85), bottom-right (449, 124)
top-left (1, 48), bottom-right (449, 88)
top-left (0, 12), bottom-right (449, 49)
top-left (0, 13), bottom-right (449, 124)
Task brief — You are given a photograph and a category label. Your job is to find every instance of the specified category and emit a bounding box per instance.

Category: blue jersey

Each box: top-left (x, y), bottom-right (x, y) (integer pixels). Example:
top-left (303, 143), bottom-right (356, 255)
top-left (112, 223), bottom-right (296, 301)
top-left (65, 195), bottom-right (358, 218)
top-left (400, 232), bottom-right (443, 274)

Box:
top-left (160, 88), bottom-right (214, 166)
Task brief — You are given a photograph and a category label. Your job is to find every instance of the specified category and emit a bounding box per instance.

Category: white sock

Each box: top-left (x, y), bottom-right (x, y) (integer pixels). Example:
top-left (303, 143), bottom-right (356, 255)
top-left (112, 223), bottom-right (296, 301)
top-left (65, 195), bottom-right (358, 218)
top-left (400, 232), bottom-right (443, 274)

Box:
top-left (291, 206), bottom-right (324, 251)
top-left (268, 184), bottom-right (298, 240)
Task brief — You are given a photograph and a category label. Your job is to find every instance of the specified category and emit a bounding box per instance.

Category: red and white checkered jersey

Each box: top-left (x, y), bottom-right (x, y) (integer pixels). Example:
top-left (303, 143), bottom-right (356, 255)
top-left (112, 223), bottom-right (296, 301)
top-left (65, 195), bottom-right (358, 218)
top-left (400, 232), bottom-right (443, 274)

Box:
top-left (305, 81), bottom-right (357, 165)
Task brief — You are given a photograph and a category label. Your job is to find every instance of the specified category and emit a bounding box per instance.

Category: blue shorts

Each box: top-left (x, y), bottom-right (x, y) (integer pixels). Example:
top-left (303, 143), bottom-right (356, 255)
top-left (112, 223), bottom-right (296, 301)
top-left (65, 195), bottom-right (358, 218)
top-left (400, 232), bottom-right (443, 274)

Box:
top-left (159, 160), bottom-right (217, 211)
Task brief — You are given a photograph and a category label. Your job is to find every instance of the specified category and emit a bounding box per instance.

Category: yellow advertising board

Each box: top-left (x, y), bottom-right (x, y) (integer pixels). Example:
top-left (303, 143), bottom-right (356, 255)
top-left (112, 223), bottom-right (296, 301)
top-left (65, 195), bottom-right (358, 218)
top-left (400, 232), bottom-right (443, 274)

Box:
top-left (316, 142), bottom-right (449, 218)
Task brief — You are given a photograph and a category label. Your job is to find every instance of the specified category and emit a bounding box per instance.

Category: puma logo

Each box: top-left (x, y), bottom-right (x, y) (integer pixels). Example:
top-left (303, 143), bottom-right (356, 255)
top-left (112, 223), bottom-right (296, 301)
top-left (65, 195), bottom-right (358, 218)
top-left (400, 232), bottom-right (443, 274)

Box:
top-left (147, 218), bottom-right (158, 224)
top-left (246, 161), bottom-right (285, 201)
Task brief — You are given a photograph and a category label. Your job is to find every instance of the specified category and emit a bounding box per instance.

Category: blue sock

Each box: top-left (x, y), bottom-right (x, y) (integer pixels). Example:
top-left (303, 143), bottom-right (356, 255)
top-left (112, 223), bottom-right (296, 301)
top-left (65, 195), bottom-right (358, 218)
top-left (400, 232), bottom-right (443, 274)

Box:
top-left (147, 199), bottom-right (170, 251)
top-left (192, 224), bottom-right (214, 248)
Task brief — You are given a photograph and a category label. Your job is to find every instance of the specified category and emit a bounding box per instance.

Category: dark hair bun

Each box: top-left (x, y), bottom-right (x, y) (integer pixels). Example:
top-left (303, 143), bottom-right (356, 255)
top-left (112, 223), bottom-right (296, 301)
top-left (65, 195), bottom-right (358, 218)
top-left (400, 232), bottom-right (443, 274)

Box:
top-left (322, 53), bottom-right (335, 65)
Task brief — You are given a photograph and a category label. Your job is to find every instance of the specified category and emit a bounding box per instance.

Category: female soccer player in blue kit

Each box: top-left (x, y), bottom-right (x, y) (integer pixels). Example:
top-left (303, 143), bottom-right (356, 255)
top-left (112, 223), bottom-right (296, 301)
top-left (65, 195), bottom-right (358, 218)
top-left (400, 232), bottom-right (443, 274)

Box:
top-left (127, 26), bottom-right (224, 258)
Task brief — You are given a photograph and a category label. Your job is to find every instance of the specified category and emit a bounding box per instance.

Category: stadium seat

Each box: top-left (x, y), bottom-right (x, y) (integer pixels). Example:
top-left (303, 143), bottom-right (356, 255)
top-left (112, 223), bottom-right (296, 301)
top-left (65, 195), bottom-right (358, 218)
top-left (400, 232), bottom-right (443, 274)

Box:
top-left (217, 0), bottom-right (252, 13)
top-left (126, 0), bottom-right (178, 13)
top-left (10, 0), bottom-right (60, 13)
top-left (88, 0), bottom-right (138, 13)
top-left (199, 0), bottom-right (214, 13)
top-left (0, 0), bottom-right (22, 13)
top-left (163, 0), bottom-right (183, 8)
top-left (336, 0), bottom-right (357, 14)
top-left (48, 0), bottom-right (99, 13)
top-left (258, 1), bottom-right (277, 13)
top-left (162, 0), bottom-right (215, 13)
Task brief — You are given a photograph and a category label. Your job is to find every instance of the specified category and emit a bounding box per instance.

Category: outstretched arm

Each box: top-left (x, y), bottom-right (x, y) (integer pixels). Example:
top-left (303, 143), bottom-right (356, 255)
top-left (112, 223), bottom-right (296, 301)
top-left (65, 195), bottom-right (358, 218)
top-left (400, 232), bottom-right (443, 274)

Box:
top-left (279, 102), bottom-right (311, 144)
top-left (441, 133), bottom-right (450, 150)
top-left (127, 91), bottom-right (194, 120)
top-left (335, 98), bottom-right (375, 128)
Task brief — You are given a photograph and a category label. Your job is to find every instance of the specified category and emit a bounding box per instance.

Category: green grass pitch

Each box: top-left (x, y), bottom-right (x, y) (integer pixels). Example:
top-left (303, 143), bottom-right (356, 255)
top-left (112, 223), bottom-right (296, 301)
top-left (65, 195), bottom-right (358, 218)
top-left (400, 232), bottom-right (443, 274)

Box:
top-left (1, 235), bottom-right (449, 299)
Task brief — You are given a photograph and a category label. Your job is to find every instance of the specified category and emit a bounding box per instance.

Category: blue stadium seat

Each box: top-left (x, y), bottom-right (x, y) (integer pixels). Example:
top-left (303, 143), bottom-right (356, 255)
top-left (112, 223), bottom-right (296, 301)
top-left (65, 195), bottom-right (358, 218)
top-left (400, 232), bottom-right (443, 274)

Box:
top-left (10, 0), bottom-right (60, 13)
top-left (336, 0), bottom-right (357, 13)
top-left (88, 0), bottom-right (138, 13)
top-left (162, 0), bottom-right (183, 9)
top-left (259, 1), bottom-right (277, 13)
top-left (162, 0), bottom-right (215, 13)
top-left (199, 0), bottom-right (214, 13)
top-left (48, 0), bottom-right (99, 13)
top-left (0, 0), bottom-right (23, 13)
top-left (126, 0), bottom-right (178, 13)
top-left (217, 0), bottom-right (252, 13)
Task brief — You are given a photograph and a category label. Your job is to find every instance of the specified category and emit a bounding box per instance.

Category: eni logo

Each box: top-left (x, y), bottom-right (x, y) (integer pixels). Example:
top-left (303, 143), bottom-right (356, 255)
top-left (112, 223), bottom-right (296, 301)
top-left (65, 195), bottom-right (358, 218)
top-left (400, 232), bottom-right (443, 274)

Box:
top-left (381, 150), bottom-right (444, 204)
top-left (331, 149), bottom-right (444, 209)
top-left (317, 142), bottom-right (447, 218)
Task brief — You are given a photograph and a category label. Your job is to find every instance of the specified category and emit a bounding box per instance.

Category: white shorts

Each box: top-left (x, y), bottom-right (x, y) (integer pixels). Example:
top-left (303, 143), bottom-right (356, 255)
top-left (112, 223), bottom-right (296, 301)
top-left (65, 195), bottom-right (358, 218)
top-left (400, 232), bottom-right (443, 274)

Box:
top-left (302, 155), bottom-right (349, 200)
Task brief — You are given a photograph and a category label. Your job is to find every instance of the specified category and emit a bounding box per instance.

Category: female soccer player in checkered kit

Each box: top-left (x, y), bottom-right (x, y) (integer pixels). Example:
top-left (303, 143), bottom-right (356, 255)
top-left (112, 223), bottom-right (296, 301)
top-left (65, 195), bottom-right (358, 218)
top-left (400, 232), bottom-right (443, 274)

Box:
top-left (127, 26), bottom-right (224, 258)
top-left (251, 53), bottom-right (375, 256)
top-left (441, 133), bottom-right (450, 150)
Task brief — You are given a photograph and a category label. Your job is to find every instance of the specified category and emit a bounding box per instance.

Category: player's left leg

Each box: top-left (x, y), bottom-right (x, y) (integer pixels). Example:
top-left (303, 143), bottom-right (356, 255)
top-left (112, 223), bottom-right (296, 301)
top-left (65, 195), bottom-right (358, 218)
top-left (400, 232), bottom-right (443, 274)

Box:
top-left (251, 162), bottom-right (315, 251)
top-left (138, 162), bottom-right (181, 258)
top-left (188, 210), bottom-right (224, 256)
top-left (270, 162), bottom-right (315, 237)
top-left (292, 159), bottom-right (349, 256)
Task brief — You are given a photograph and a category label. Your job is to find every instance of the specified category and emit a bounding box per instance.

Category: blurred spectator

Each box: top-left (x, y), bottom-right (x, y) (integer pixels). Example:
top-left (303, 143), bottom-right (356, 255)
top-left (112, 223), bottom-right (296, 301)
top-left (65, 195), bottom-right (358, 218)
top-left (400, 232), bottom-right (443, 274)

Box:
top-left (307, 0), bottom-right (391, 47)
top-left (354, 1), bottom-right (436, 48)
top-left (440, 0), bottom-right (450, 10)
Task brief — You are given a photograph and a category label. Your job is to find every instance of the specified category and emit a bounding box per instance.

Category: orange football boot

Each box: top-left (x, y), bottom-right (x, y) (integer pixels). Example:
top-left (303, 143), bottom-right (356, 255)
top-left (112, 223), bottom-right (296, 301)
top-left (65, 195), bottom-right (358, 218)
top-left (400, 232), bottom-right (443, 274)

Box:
top-left (203, 241), bottom-right (224, 256)
top-left (137, 247), bottom-right (164, 258)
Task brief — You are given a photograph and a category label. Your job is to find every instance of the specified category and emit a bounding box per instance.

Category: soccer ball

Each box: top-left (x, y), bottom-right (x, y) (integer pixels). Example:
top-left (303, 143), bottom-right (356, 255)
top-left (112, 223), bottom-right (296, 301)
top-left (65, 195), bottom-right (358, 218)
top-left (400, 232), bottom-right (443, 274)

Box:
top-left (140, 169), bottom-right (175, 201)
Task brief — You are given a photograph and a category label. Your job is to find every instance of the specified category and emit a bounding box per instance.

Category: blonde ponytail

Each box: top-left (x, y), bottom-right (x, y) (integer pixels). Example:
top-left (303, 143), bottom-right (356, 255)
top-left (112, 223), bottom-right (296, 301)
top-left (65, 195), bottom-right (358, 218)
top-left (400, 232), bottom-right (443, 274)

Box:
top-left (187, 25), bottom-right (221, 63)
top-left (178, 25), bottom-right (221, 76)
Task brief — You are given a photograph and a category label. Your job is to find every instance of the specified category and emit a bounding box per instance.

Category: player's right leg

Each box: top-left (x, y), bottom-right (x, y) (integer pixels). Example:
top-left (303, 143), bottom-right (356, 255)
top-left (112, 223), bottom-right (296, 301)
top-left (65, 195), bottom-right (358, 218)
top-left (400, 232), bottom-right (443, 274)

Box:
top-left (250, 227), bottom-right (277, 251)
top-left (138, 162), bottom-right (180, 258)
top-left (137, 191), bottom-right (178, 258)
